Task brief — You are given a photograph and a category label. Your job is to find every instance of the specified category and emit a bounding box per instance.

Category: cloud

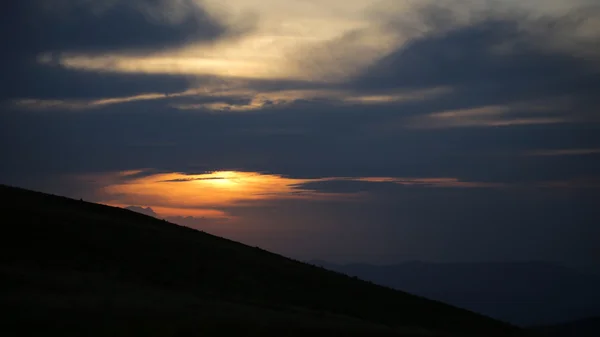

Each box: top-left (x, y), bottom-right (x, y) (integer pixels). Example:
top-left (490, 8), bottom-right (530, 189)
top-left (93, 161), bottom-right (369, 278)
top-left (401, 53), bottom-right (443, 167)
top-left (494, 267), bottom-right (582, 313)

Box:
top-left (124, 205), bottom-right (158, 218)
top-left (69, 169), bottom-right (597, 234)
top-left (348, 1), bottom-right (600, 123)
top-left (90, 171), bottom-right (363, 215)
top-left (402, 104), bottom-right (567, 129)
top-left (3, 95), bottom-right (599, 185)
top-left (0, 0), bottom-right (251, 102)
top-left (5, 0), bottom-right (230, 55)
top-left (291, 177), bottom-right (505, 195)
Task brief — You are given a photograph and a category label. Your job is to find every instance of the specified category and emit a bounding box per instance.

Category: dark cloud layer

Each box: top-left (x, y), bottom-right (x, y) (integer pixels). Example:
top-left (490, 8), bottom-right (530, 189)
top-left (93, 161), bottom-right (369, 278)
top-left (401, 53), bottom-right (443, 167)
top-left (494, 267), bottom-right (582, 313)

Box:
top-left (1, 0), bottom-right (240, 101)
top-left (351, 4), bottom-right (600, 120)
top-left (5, 0), bottom-right (227, 55)
top-left (2, 102), bottom-right (599, 181)
top-left (7, 68), bottom-right (191, 101)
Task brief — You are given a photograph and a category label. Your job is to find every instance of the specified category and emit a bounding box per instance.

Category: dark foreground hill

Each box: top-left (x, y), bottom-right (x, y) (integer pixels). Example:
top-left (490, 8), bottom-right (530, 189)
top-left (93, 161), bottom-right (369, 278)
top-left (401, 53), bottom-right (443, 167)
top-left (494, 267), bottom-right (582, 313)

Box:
top-left (309, 261), bottom-right (600, 326)
top-left (533, 316), bottom-right (600, 337)
top-left (1, 184), bottom-right (526, 337)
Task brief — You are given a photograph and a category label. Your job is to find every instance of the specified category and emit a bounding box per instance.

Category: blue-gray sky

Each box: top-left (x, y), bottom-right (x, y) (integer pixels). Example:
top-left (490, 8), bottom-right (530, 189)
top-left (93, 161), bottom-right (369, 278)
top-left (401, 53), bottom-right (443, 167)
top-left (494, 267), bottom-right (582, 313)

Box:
top-left (1, 0), bottom-right (599, 272)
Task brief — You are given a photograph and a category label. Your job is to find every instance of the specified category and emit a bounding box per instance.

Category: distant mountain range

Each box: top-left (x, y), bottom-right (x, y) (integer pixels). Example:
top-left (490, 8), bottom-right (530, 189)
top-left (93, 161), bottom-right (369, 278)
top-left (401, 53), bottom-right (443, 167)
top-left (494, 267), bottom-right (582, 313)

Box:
top-left (309, 260), bottom-right (600, 326)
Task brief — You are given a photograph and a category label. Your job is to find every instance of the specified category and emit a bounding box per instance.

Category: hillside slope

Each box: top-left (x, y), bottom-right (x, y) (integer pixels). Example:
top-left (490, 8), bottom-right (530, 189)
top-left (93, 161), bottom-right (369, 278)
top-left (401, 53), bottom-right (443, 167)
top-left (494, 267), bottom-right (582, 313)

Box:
top-left (1, 184), bottom-right (525, 337)
top-left (309, 261), bottom-right (600, 326)
top-left (534, 316), bottom-right (600, 337)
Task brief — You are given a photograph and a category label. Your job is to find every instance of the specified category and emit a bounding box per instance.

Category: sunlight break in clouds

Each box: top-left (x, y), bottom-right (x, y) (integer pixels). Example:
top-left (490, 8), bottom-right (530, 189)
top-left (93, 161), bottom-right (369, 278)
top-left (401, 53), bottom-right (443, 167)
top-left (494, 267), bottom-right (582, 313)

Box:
top-left (49, 0), bottom-right (390, 82)
top-left (96, 171), bottom-right (357, 218)
top-left (86, 170), bottom-right (508, 220)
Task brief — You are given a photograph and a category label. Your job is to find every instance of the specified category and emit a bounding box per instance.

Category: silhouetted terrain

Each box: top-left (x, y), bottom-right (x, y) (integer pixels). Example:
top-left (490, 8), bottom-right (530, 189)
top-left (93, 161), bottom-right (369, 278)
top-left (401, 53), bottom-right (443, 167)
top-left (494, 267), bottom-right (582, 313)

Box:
top-left (0, 184), bottom-right (527, 337)
top-left (309, 261), bottom-right (600, 326)
top-left (533, 316), bottom-right (600, 337)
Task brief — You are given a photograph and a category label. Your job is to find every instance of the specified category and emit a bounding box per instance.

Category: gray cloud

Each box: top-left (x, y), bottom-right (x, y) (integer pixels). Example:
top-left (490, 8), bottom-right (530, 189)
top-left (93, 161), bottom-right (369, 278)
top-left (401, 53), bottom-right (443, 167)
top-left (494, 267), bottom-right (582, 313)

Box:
top-left (4, 0), bottom-right (230, 55)
top-left (1, 0), bottom-right (252, 102)
top-left (349, 2), bottom-right (600, 122)
top-left (2, 99), bottom-right (599, 183)
top-left (125, 205), bottom-right (158, 218)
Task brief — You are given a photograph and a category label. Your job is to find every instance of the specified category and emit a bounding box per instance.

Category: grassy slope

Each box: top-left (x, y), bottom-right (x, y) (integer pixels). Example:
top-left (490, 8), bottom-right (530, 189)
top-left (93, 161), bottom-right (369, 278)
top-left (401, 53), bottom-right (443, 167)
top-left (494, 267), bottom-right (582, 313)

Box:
top-left (1, 184), bottom-right (525, 337)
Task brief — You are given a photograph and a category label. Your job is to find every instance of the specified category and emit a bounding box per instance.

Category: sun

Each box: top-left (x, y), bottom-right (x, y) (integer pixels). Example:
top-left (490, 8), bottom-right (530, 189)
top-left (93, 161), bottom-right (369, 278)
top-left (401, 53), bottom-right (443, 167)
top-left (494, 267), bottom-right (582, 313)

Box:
top-left (195, 171), bottom-right (243, 189)
top-left (204, 177), bottom-right (237, 188)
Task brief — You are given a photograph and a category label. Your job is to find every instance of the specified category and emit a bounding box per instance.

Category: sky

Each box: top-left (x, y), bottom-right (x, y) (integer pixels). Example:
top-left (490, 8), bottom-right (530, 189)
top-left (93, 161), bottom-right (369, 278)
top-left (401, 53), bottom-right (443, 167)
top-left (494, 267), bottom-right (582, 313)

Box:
top-left (2, 0), bottom-right (599, 272)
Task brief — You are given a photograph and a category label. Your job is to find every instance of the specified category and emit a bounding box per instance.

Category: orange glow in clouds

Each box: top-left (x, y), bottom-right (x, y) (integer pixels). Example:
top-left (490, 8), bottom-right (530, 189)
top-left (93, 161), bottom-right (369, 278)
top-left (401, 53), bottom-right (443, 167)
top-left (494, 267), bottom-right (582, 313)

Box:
top-left (100, 171), bottom-right (351, 218)
top-left (93, 170), bottom-right (501, 220)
